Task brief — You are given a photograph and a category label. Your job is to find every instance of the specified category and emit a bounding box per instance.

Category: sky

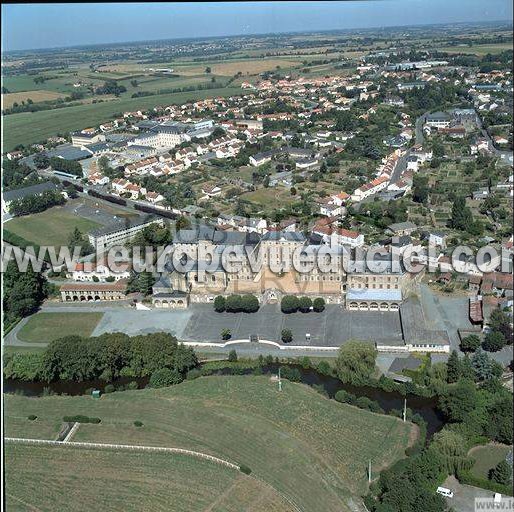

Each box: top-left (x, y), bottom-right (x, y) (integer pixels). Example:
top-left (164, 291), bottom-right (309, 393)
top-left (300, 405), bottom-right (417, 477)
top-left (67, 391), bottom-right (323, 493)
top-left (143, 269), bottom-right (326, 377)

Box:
top-left (2, 1), bottom-right (513, 52)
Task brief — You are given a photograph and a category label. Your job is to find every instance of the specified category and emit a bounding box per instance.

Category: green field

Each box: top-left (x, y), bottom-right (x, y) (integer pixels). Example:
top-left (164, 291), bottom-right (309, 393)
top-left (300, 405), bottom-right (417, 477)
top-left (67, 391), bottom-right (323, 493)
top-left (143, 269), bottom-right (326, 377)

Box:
top-left (5, 445), bottom-right (293, 512)
top-left (17, 313), bottom-right (104, 343)
top-left (435, 43), bottom-right (513, 55)
top-left (469, 444), bottom-right (513, 480)
top-left (5, 206), bottom-right (100, 247)
top-left (3, 86), bottom-right (243, 151)
top-left (4, 375), bottom-right (414, 511)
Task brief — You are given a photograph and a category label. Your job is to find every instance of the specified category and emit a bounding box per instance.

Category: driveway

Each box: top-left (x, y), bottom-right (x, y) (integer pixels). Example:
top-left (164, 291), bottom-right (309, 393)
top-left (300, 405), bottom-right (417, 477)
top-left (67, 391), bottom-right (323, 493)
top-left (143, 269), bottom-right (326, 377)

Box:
top-left (441, 475), bottom-right (513, 512)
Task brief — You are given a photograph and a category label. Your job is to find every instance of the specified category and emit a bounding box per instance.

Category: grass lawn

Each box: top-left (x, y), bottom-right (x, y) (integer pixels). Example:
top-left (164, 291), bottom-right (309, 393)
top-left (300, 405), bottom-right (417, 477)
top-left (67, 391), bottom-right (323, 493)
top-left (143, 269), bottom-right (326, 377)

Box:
top-left (4, 375), bottom-right (414, 512)
top-left (3, 86), bottom-right (243, 151)
top-left (5, 206), bottom-right (100, 247)
top-left (17, 313), bottom-right (104, 343)
top-left (5, 445), bottom-right (294, 512)
top-left (240, 186), bottom-right (295, 210)
top-left (469, 444), bottom-right (513, 480)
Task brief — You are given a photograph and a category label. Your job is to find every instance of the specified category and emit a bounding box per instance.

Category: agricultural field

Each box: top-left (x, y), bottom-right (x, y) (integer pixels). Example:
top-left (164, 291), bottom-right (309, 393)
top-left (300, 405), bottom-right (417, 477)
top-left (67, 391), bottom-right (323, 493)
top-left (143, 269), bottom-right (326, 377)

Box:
top-left (2, 73), bottom-right (82, 94)
top-left (2, 90), bottom-right (68, 108)
top-left (434, 42), bottom-right (513, 55)
top-left (17, 313), bottom-right (104, 343)
top-left (469, 444), bottom-right (513, 480)
top-left (4, 375), bottom-right (415, 512)
top-left (5, 444), bottom-right (294, 512)
top-left (3, 86), bottom-right (243, 151)
top-left (171, 58), bottom-right (303, 76)
top-left (4, 205), bottom-right (100, 247)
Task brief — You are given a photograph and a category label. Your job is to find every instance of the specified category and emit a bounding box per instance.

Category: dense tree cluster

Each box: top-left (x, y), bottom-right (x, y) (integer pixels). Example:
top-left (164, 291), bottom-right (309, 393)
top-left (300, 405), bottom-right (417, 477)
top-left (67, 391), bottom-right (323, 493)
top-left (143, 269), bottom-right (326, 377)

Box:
top-left (280, 295), bottom-right (325, 313)
top-left (9, 189), bottom-right (65, 217)
top-left (41, 332), bottom-right (197, 382)
top-left (49, 157), bottom-right (83, 177)
top-left (3, 159), bottom-right (42, 191)
top-left (213, 294), bottom-right (260, 313)
top-left (335, 341), bottom-right (377, 385)
top-left (95, 80), bottom-right (127, 96)
top-left (3, 262), bottom-right (50, 326)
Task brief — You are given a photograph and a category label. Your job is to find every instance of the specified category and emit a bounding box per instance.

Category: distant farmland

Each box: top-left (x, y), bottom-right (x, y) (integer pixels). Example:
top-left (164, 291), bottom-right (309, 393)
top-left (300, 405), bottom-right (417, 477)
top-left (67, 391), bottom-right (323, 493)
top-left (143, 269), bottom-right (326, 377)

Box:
top-left (435, 42), bottom-right (513, 55)
top-left (3, 86), bottom-right (243, 151)
top-left (2, 90), bottom-right (67, 108)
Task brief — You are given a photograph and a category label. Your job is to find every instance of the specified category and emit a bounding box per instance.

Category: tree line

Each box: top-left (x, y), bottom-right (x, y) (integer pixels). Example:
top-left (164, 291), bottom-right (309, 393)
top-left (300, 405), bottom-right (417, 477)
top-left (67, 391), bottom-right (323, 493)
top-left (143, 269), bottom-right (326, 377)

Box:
top-left (5, 332), bottom-right (198, 385)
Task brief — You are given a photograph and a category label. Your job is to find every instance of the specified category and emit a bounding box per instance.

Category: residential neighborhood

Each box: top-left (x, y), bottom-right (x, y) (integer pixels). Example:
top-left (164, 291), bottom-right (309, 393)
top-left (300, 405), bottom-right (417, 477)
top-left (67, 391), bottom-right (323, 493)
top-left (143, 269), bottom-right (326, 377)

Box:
top-left (2, 6), bottom-right (513, 512)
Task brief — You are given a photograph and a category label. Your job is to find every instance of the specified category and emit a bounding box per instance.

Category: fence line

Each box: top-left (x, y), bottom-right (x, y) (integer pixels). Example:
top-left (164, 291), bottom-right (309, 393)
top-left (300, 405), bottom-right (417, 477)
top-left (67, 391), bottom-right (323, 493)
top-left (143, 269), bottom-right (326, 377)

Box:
top-left (6, 437), bottom-right (306, 512)
top-left (5, 437), bottom-right (239, 470)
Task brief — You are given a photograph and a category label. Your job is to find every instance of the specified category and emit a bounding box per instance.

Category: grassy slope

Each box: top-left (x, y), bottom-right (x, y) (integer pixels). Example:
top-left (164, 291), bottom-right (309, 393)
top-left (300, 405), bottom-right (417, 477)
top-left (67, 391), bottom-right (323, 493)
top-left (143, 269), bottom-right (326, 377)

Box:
top-left (5, 206), bottom-right (100, 247)
top-left (17, 312), bottom-right (104, 343)
top-left (5, 375), bottom-right (413, 512)
top-left (5, 445), bottom-right (294, 512)
top-left (469, 444), bottom-right (512, 479)
top-left (3, 86), bottom-right (243, 151)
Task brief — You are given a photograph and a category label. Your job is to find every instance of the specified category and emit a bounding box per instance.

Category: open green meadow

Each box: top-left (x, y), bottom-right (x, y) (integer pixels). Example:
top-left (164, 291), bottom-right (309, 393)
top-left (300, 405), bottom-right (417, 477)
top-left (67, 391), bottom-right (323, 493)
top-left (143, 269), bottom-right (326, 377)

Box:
top-left (17, 313), bottom-right (104, 343)
top-left (4, 375), bottom-right (414, 512)
top-left (5, 206), bottom-right (100, 247)
top-left (5, 444), bottom-right (294, 512)
top-left (3, 86), bottom-right (243, 151)
top-left (469, 444), bottom-right (513, 480)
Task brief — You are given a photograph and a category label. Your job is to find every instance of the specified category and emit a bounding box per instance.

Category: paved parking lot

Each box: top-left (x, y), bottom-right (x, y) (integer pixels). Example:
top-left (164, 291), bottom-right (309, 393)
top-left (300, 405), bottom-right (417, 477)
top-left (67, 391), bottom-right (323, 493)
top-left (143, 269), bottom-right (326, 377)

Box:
top-left (91, 304), bottom-right (403, 346)
top-left (441, 475), bottom-right (513, 512)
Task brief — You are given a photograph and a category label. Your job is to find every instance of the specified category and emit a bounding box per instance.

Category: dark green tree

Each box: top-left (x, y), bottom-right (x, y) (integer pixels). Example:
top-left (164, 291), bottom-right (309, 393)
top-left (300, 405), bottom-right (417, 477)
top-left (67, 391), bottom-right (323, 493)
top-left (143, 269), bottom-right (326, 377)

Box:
top-left (214, 295), bottom-right (226, 312)
top-left (446, 350), bottom-right (461, 383)
top-left (281, 295), bottom-right (299, 313)
top-left (313, 297), bottom-right (325, 312)
top-left (298, 296), bottom-right (313, 313)
top-left (281, 329), bottom-right (293, 343)
top-left (483, 331), bottom-right (506, 352)
top-left (490, 460), bottom-right (512, 485)
top-left (460, 334), bottom-right (481, 353)
top-left (438, 379), bottom-right (477, 422)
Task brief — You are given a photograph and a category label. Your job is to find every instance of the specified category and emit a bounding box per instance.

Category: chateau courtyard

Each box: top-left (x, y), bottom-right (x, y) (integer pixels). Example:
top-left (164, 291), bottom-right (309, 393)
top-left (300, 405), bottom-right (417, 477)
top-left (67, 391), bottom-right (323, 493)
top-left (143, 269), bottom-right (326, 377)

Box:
top-left (89, 304), bottom-right (404, 346)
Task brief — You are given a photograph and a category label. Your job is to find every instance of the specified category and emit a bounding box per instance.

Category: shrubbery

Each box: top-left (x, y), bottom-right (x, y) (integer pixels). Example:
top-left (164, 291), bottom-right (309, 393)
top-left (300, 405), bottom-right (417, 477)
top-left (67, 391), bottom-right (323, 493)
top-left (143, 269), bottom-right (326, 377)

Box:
top-left (63, 415), bottom-right (101, 424)
top-left (279, 366), bottom-right (301, 382)
top-left (239, 465), bottom-right (252, 475)
top-left (149, 367), bottom-right (183, 388)
top-left (281, 296), bottom-right (325, 313)
top-left (214, 294), bottom-right (260, 313)
top-left (334, 390), bottom-right (383, 413)
top-left (28, 415), bottom-right (37, 421)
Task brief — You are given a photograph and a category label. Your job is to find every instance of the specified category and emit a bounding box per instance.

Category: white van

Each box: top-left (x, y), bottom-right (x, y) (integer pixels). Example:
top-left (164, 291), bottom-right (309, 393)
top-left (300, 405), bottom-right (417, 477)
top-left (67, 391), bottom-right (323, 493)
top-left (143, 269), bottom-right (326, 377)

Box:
top-left (494, 493), bottom-right (502, 504)
top-left (436, 487), bottom-right (454, 498)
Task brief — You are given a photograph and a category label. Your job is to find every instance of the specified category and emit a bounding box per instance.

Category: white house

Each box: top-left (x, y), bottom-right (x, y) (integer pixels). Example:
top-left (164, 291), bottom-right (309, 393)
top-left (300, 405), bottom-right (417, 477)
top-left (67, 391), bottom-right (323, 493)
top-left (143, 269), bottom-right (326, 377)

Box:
top-left (330, 228), bottom-right (364, 248)
top-left (145, 191), bottom-right (165, 204)
top-left (351, 176), bottom-right (388, 202)
top-left (428, 231), bottom-right (447, 248)
top-left (69, 260), bottom-right (131, 282)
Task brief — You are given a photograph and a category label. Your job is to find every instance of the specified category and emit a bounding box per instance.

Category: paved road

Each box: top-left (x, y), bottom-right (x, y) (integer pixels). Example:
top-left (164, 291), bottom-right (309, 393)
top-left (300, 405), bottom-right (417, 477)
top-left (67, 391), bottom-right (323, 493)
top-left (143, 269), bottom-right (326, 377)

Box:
top-left (388, 150), bottom-right (409, 184)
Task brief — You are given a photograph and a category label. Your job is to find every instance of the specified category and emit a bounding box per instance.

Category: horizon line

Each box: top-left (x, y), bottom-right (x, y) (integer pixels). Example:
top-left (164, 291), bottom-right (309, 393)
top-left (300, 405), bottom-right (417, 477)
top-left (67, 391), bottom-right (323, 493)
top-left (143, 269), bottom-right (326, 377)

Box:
top-left (2, 18), bottom-right (513, 55)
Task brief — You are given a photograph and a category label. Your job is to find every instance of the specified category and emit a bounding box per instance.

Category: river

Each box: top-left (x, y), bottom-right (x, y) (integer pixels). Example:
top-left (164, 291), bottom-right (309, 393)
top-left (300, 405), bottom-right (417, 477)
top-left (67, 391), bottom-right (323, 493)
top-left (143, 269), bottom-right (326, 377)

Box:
top-left (4, 363), bottom-right (445, 438)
